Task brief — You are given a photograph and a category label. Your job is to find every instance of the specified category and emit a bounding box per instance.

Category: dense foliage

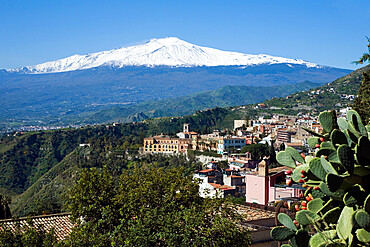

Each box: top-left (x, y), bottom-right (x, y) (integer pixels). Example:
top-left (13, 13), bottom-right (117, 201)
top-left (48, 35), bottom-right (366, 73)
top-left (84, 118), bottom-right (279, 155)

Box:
top-left (0, 225), bottom-right (58, 247)
top-left (63, 166), bottom-right (251, 246)
top-left (1, 106), bottom-right (243, 216)
top-left (272, 110), bottom-right (370, 246)
top-left (241, 143), bottom-right (269, 160)
top-left (0, 194), bottom-right (11, 219)
top-left (353, 69), bottom-right (370, 124)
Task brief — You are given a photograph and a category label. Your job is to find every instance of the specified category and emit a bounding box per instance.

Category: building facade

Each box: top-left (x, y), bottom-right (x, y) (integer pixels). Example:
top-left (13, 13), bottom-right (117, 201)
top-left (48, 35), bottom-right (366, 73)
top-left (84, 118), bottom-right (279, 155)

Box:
top-left (216, 137), bottom-right (246, 154)
top-left (143, 136), bottom-right (191, 154)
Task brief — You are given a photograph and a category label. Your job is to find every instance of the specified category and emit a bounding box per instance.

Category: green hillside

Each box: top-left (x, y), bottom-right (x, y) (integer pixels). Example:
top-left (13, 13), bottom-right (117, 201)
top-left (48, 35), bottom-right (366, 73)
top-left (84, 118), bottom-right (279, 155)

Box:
top-left (79, 81), bottom-right (322, 124)
top-left (261, 64), bottom-right (370, 113)
top-left (1, 107), bottom-right (247, 216)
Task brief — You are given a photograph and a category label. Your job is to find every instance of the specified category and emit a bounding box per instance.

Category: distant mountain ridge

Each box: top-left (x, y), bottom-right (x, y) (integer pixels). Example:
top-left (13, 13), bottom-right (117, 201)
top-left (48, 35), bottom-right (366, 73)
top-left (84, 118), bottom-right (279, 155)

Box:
top-left (8, 37), bottom-right (319, 74)
top-left (0, 37), bottom-right (352, 128)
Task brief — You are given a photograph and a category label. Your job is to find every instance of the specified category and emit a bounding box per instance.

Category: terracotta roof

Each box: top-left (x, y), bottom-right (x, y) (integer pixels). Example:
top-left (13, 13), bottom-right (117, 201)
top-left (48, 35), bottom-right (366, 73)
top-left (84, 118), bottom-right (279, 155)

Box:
top-left (219, 185), bottom-right (235, 190)
top-left (236, 205), bottom-right (275, 222)
top-left (0, 213), bottom-right (73, 241)
top-left (208, 183), bottom-right (222, 188)
top-left (199, 169), bottom-right (214, 173)
top-left (286, 143), bottom-right (303, 147)
top-left (268, 166), bottom-right (294, 176)
top-left (182, 132), bottom-right (198, 135)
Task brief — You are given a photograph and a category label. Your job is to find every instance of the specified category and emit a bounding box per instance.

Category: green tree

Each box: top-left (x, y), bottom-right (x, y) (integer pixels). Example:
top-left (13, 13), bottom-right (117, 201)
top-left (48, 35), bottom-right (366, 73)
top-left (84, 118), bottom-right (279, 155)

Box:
top-left (241, 144), bottom-right (268, 160)
top-left (268, 140), bottom-right (277, 165)
top-left (352, 36), bottom-right (370, 124)
top-left (352, 69), bottom-right (370, 124)
top-left (0, 223), bottom-right (58, 247)
top-left (65, 166), bottom-right (251, 246)
top-left (0, 194), bottom-right (11, 219)
top-left (353, 36), bottom-right (370, 65)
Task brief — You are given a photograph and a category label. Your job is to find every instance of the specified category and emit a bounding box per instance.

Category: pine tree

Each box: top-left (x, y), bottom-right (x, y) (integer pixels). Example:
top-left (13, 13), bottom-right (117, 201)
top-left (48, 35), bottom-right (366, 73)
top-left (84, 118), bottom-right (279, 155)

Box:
top-left (352, 70), bottom-right (370, 124)
top-left (352, 36), bottom-right (370, 124)
top-left (353, 36), bottom-right (370, 65)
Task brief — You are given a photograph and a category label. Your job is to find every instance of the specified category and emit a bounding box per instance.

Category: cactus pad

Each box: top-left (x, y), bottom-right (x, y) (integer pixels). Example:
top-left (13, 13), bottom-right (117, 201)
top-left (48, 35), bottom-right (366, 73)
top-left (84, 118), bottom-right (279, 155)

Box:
top-left (277, 213), bottom-right (297, 231)
top-left (319, 111), bottom-right (334, 133)
top-left (343, 185), bottom-right (367, 207)
top-left (294, 229), bottom-right (310, 247)
top-left (309, 230), bottom-right (337, 247)
top-left (322, 207), bottom-right (341, 224)
top-left (337, 144), bottom-right (354, 174)
top-left (270, 226), bottom-right (295, 241)
top-left (277, 151), bottom-right (296, 168)
top-left (309, 158), bottom-right (327, 181)
top-left (320, 141), bottom-right (335, 150)
top-left (336, 206), bottom-right (354, 240)
top-left (356, 229), bottom-right (370, 243)
top-left (365, 195), bottom-right (370, 214)
top-left (286, 147), bottom-right (305, 164)
top-left (316, 148), bottom-right (340, 163)
top-left (325, 173), bottom-right (343, 192)
top-left (355, 209), bottom-right (370, 229)
top-left (291, 164), bottom-right (309, 183)
top-left (308, 137), bottom-right (320, 149)
top-left (347, 110), bottom-right (367, 136)
top-left (337, 117), bottom-right (348, 132)
top-left (330, 129), bottom-right (348, 147)
top-left (296, 210), bottom-right (320, 225)
top-left (358, 136), bottom-right (370, 160)
top-left (319, 182), bottom-right (345, 200)
top-left (307, 198), bottom-right (324, 213)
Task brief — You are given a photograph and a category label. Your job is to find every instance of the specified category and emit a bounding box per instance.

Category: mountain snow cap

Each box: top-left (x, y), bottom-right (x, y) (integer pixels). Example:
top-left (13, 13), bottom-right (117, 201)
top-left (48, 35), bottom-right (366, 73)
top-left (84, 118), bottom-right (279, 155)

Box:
top-left (9, 37), bottom-right (319, 74)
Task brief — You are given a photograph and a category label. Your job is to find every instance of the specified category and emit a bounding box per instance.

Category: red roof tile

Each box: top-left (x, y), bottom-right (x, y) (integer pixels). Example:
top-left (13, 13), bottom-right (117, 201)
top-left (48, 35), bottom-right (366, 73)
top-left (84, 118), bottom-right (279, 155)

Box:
top-left (199, 169), bottom-right (214, 173)
top-left (0, 213), bottom-right (73, 241)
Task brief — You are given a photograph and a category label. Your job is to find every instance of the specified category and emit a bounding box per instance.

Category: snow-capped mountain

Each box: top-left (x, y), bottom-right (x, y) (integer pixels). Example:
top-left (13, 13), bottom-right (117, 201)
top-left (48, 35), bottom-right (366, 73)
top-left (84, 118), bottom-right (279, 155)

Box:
top-left (1, 37), bottom-right (351, 126)
top-left (10, 37), bottom-right (319, 74)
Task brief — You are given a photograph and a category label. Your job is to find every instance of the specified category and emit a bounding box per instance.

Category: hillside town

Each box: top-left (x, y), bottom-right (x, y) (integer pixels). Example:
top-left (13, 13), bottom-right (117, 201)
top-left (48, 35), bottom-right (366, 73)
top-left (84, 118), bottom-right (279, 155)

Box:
top-left (1, 3), bottom-right (369, 245)
top-left (140, 111), bottom-right (329, 204)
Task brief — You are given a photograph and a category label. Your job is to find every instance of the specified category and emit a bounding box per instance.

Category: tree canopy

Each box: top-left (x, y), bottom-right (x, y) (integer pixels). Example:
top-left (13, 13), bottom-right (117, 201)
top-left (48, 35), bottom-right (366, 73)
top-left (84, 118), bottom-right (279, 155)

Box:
top-left (240, 143), bottom-right (269, 160)
top-left (63, 166), bottom-right (251, 246)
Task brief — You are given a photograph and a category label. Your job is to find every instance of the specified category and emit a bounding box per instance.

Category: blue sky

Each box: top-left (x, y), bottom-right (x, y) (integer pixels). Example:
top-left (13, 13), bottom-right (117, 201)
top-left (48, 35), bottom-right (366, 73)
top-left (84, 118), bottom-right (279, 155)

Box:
top-left (1, 0), bottom-right (369, 70)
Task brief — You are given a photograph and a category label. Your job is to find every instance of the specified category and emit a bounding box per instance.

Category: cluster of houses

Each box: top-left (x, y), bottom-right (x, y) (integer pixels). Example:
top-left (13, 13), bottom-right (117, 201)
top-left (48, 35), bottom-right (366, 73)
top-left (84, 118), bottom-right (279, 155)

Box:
top-left (140, 110), bottom-right (338, 207)
top-left (194, 159), bottom-right (304, 206)
top-left (141, 112), bottom-right (328, 156)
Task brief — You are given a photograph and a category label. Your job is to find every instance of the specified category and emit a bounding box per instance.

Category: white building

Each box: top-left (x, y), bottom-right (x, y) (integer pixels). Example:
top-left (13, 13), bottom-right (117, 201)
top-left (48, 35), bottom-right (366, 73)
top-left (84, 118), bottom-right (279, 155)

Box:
top-left (216, 137), bottom-right (246, 154)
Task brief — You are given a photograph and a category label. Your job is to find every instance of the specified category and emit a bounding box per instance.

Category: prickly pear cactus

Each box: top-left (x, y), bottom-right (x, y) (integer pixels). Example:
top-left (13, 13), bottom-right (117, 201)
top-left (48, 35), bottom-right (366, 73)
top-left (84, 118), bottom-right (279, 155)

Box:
top-left (271, 110), bottom-right (370, 246)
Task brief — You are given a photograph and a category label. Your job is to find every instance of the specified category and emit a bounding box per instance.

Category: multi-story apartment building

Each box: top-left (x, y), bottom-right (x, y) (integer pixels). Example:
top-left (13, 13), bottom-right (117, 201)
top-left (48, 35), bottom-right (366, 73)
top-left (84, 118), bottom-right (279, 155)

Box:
top-left (216, 136), bottom-right (246, 154)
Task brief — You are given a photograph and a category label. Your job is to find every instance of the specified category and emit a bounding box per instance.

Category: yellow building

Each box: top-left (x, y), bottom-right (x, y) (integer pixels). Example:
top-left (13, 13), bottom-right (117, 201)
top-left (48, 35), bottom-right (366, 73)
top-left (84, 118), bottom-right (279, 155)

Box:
top-left (143, 136), bottom-right (191, 154)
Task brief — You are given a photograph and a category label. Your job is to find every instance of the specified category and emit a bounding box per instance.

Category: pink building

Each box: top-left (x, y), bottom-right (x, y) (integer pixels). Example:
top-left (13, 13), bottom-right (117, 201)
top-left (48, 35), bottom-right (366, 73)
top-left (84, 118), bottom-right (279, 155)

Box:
top-left (245, 161), bottom-right (304, 205)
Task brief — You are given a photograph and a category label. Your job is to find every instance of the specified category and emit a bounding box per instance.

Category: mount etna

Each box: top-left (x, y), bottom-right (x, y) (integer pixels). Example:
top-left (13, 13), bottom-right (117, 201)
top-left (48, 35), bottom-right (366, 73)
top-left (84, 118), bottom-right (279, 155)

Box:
top-left (0, 37), bottom-right (351, 127)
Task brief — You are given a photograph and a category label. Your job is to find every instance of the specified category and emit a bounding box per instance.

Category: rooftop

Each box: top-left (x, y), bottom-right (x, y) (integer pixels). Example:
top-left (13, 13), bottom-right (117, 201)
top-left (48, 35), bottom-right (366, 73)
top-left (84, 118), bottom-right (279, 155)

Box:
top-left (0, 213), bottom-right (73, 241)
top-left (236, 205), bottom-right (275, 222)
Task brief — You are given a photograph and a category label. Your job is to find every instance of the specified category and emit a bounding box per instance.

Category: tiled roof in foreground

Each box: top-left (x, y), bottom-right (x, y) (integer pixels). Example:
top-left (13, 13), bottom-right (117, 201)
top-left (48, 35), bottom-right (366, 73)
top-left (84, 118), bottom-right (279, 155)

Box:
top-left (236, 205), bottom-right (275, 222)
top-left (0, 213), bottom-right (73, 241)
